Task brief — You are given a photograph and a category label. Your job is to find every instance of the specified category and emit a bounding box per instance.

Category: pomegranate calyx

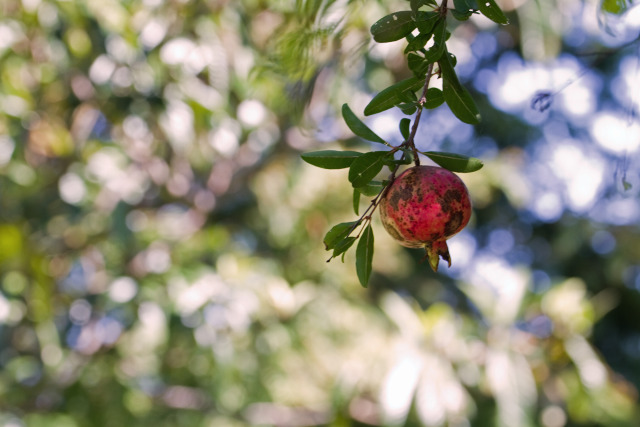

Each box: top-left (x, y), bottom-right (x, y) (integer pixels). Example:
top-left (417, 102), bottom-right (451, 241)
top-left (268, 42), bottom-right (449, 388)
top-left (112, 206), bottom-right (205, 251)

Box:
top-left (421, 238), bottom-right (451, 272)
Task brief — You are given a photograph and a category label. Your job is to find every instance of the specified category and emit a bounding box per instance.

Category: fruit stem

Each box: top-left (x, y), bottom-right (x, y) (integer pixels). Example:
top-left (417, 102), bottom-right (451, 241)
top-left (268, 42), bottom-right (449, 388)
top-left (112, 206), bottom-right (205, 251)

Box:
top-left (404, 63), bottom-right (435, 167)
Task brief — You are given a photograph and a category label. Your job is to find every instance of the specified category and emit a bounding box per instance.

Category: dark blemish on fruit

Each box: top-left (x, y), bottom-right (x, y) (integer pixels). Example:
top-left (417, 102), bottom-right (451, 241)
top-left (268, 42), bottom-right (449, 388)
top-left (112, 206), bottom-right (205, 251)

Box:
top-left (444, 211), bottom-right (463, 236)
top-left (440, 189), bottom-right (461, 214)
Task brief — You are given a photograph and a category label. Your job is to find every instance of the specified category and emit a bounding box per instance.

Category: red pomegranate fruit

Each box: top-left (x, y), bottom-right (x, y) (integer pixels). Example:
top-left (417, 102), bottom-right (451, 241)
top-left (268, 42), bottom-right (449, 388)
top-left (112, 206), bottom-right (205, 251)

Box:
top-left (379, 166), bottom-right (472, 271)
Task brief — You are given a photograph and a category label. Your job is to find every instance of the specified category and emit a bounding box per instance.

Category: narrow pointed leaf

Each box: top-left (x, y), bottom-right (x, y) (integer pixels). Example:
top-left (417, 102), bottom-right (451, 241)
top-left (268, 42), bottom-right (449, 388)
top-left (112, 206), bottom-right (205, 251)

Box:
top-left (353, 188), bottom-right (360, 215)
top-left (364, 77), bottom-right (425, 116)
top-left (370, 11), bottom-right (416, 43)
top-left (399, 118), bottom-right (411, 140)
top-left (301, 150), bottom-right (363, 169)
top-left (342, 104), bottom-right (386, 145)
top-left (443, 78), bottom-right (481, 124)
top-left (333, 237), bottom-right (356, 258)
top-left (477, 0), bottom-right (508, 24)
top-left (422, 151), bottom-right (484, 172)
top-left (348, 151), bottom-right (389, 187)
top-left (324, 221), bottom-right (357, 250)
top-left (356, 224), bottom-right (374, 287)
top-left (439, 52), bottom-right (481, 124)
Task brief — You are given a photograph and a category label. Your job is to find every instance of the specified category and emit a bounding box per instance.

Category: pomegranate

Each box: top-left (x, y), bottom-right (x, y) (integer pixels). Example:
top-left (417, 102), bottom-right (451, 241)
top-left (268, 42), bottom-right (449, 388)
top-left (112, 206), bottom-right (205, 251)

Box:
top-left (379, 166), bottom-right (471, 271)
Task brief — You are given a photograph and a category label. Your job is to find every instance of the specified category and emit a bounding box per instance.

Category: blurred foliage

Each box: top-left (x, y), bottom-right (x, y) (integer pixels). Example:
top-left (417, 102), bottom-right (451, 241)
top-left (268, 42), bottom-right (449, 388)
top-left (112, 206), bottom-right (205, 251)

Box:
top-left (0, 0), bottom-right (640, 426)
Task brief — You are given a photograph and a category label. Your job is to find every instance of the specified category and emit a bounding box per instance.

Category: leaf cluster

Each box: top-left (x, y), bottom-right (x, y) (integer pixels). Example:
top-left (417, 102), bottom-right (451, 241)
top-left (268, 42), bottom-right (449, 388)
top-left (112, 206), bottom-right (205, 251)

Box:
top-left (301, 0), bottom-right (509, 286)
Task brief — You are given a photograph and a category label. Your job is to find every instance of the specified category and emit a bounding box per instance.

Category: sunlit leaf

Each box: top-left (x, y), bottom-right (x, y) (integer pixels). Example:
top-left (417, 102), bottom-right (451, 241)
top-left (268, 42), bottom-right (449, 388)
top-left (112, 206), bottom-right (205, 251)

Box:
top-left (422, 151), bottom-right (484, 172)
top-left (348, 151), bottom-right (389, 187)
top-left (324, 221), bottom-right (357, 250)
top-left (477, 0), bottom-right (509, 24)
top-left (342, 104), bottom-right (387, 145)
top-left (356, 224), bottom-right (374, 287)
top-left (301, 150), bottom-right (363, 169)
top-left (370, 11), bottom-right (416, 43)
top-left (364, 77), bottom-right (426, 116)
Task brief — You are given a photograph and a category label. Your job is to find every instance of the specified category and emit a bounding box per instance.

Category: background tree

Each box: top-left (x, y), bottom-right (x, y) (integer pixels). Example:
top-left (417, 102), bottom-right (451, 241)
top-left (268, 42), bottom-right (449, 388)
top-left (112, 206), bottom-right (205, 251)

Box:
top-left (0, 0), bottom-right (639, 426)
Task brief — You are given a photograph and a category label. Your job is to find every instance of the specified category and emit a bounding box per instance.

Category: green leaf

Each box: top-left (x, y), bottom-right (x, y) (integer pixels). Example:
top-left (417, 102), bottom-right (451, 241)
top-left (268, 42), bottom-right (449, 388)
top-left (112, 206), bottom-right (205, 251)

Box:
top-left (333, 237), bottom-right (356, 259)
top-left (301, 150), bottom-right (364, 169)
top-left (443, 79), bottom-right (481, 125)
top-left (405, 33), bottom-right (430, 54)
top-left (357, 180), bottom-right (384, 197)
top-left (415, 11), bottom-right (440, 33)
top-left (422, 151), bottom-right (484, 172)
top-left (356, 224), bottom-right (374, 287)
top-left (408, 53), bottom-right (429, 76)
top-left (439, 51), bottom-right (481, 124)
top-left (423, 19), bottom-right (447, 63)
top-left (601, 0), bottom-right (628, 14)
top-left (348, 151), bottom-right (389, 187)
top-left (324, 221), bottom-right (357, 250)
top-left (477, 0), bottom-right (508, 24)
top-left (370, 11), bottom-right (416, 43)
top-left (399, 103), bottom-right (418, 115)
top-left (451, 0), bottom-right (475, 19)
top-left (453, 0), bottom-right (475, 12)
top-left (424, 88), bottom-right (445, 109)
top-left (364, 77), bottom-right (425, 116)
top-left (342, 104), bottom-right (387, 145)
top-left (398, 88), bottom-right (418, 103)
top-left (399, 118), bottom-right (411, 140)
top-left (451, 9), bottom-right (474, 20)
top-left (411, 0), bottom-right (438, 13)
top-left (353, 188), bottom-right (360, 215)
top-left (401, 148), bottom-right (415, 164)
